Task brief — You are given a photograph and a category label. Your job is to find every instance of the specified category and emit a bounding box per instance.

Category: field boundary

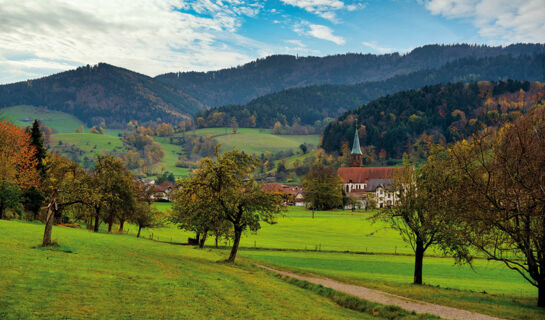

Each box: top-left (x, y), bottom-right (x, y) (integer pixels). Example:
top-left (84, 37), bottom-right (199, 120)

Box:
top-left (258, 264), bottom-right (506, 320)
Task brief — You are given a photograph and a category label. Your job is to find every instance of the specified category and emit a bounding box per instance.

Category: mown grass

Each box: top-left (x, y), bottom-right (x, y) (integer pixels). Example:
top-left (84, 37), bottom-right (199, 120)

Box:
top-left (0, 219), bottom-right (383, 319)
top-left (145, 205), bottom-right (413, 254)
top-left (0, 105), bottom-right (85, 133)
top-left (146, 204), bottom-right (543, 319)
top-left (241, 251), bottom-right (544, 320)
top-left (185, 127), bottom-right (320, 155)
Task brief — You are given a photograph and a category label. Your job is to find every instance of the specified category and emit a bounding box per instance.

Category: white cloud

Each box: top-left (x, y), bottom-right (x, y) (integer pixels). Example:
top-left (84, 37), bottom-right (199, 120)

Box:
top-left (362, 41), bottom-right (395, 53)
top-left (0, 0), bottom-right (267, 84)
top-left (308, 24), bottom-right (345, 44)
top-left (281, 0), bottom-right (365, 22)
top-left (424, 0), bottom-right (545, 42)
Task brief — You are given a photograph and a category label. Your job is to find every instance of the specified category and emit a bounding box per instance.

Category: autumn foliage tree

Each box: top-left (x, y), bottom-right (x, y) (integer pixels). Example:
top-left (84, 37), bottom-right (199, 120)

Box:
top-left (446, 106), bottom-right (545, 307)
top-left (0, 120), bottom-right (39, 190)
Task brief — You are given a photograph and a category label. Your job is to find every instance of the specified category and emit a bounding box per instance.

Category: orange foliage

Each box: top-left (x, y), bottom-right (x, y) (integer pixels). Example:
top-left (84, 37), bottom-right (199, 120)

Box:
top-left (0, 120), bottom-right (39, 189)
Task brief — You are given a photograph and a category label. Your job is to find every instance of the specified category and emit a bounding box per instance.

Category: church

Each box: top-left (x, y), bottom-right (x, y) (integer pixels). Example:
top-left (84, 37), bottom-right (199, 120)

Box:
top-left (337, 129), bottom-right (403, 209)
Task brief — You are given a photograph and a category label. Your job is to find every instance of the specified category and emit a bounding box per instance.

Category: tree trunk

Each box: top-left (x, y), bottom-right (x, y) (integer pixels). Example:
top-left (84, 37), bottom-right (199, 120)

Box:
top-left (196, 232), bottom-right (200, 243)
top-left (0, 202), bottom-right (4, 220)
top-left (42, 200), bottom-right (56, 246)
top-left (414, 238), bottom-right (424, 285)
top-left (215, 234), bottom-right (219, 248)
top-left (228, 226), bottom-right (242, 262)
top-left (137, 225), bottom-right (142, 238)
top-left (93, 207), bottom-right (100, 232)
top-left (118, 219), bottom-right (125, 232)
top-left (199, 231), bottom-right (208, 248)
top-left (107, 213), bottom-right (114, 232)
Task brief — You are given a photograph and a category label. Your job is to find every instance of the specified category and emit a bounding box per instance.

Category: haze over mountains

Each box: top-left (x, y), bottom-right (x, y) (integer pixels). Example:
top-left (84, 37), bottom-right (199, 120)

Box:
top-left (0, 44), bottom-right (544, 128)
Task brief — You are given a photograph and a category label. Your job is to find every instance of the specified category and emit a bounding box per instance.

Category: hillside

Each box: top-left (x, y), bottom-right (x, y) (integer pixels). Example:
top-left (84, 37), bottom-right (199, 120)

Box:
top-left (321, 80), bottom-right (545, 158)
top-left (157, 44), bottom-right (545, 107)
top-left (0, 220), bottom-right (371, 319)
top-left (0, 63), bottom-right (205, 128)
top-left (196, 53), bottom-right (545, 129)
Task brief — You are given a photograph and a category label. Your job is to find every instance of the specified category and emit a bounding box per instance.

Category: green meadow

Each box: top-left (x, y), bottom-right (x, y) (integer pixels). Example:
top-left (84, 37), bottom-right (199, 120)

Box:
top-left (0, 105), bottom-right (84, 133)
top-left (50, 132), bottom-right (129, 160)
top-left (141, 204), bottom-right (544, 319)
top-left (0, 220), bottom-right (379, 320)
top-left (145, 205), bottom-right (413, 254)
top-left (185, 128), bottom-right (320, 154)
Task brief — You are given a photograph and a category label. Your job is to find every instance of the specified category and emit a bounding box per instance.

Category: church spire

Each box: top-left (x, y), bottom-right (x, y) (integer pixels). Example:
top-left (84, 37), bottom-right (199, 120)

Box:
top-left (350, 128), bottom-right (363, 167)
top-left (351, 129), bottom-right (362, 155)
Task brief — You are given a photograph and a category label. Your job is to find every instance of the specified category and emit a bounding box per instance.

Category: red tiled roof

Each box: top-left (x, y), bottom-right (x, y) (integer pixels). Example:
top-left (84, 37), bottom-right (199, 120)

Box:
top-left (262, 183), bottom-right (303, 196)
top-left (337, 167), bottom-right (404, 183)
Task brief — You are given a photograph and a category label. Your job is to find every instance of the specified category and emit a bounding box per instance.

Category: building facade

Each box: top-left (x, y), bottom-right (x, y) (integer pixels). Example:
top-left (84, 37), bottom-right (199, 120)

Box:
top-left (337, 129), bottom-right (402, 209)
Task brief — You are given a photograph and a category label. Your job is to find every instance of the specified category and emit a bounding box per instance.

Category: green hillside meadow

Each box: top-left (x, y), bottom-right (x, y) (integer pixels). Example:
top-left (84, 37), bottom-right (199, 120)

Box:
top-left (185, 128), bottom-right (320, 154)
top-left (0, 220), bottom-right (376, 320)
top-left (0, 105), bottom-right (84, 133)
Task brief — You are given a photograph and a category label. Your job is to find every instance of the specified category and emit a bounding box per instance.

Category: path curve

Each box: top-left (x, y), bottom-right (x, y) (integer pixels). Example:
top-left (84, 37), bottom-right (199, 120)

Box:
top-left (258, 264), bottom-right (506, 320)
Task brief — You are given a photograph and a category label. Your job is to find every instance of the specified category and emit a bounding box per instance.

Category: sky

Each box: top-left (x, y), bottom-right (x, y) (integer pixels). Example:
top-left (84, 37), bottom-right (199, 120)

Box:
top-left (0, 0), bottom-right (544, 84)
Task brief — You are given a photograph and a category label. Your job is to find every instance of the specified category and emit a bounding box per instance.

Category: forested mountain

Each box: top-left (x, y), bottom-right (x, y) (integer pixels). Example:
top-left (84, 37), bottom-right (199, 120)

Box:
top-left (1, 44), bottom-right (544, 129)
top-left (157, 44), bottom-right (545, 107)
top-left (0, 63), bottom-right (205, 128)
top-left (196, 54), bottom-right (545, 129)
top-left (321, 81), bottom-right (545, 159)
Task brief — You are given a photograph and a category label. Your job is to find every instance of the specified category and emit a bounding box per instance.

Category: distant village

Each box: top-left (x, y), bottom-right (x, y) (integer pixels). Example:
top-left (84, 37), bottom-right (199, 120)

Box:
top-left (140, 129), bottom-right (400, 210)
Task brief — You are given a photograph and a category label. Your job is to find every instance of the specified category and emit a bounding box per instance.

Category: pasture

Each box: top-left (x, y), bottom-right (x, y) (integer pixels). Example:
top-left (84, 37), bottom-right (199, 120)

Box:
top-left (0, 220), bottom-right (376, 320)
top-left (50, 133), bottom-right (128, 155)
top-left (0, 105), bottom-right (84, 133)
top-left (142, 204), bottom-right (543, 319)
top-left (185, 128), bottom-right (320, 154)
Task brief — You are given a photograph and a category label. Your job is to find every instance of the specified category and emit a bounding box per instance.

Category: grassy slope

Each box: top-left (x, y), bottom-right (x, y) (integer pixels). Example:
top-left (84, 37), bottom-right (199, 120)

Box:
top-left (0, 105), bottom-right (84, 133)
top-left (50, 133), bottom-right (128, 155)
top-left (145, 204), bottom-right (542, 319)
top-left (0, 220), bottom-right (375, 320)
top-left (185, 128), bottom-right (320, 154)
top-left (153, 137), bottom-right (190, 176)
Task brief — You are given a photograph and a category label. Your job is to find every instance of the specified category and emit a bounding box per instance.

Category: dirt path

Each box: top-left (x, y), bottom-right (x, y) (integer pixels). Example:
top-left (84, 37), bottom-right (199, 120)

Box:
top-left (258, 264), bottom-right (506, 320)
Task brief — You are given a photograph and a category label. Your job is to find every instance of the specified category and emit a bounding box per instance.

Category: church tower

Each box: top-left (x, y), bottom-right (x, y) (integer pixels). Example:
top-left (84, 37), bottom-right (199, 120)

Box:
top-left (350, 128), bottom-right (363, 167)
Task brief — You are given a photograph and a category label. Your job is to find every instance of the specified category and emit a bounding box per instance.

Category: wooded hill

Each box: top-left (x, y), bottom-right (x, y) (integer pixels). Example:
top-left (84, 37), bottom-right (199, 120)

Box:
top-left (157, 44), bottom-right (545, 107)
top-left (196, 54), bottom-right (545, 129)
top-left (0, 44), bottom-right (543, 128)
top-left (0, 63), bottom-right (204, 128)
top-left (321, 80), bottom-right (545, 159)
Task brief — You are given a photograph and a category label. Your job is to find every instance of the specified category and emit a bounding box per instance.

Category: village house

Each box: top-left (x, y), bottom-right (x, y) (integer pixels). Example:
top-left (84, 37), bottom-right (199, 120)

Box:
top-left (150, 181), bottom-right (175, 202)
top-left (337, 129), bottom-right (402, 209)
top-left (261, 183), bottom-right (306, 206)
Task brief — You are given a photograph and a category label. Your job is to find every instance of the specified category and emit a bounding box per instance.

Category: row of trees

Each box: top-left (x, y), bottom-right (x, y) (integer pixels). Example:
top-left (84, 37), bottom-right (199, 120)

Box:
top-left (0, 120), bottom-right (163, 246)
top-left (382, 105), bottom-right (545, 307)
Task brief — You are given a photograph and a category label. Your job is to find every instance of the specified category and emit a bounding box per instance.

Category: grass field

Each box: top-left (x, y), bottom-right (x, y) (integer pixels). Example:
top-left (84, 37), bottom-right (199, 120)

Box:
top-left (50, 133), bottom-right (128, 155)
top-left (0, 220), bottom-right (381, 320)
top-left (185, 128), bottom-right (320, 155)
top-left (142, 204), bottom-right (544, 319)
top-left (145, 205), bottom-right (414, 254)
top-left (153, 137), bottom-right (190, 176)
top-left (242, 250), bottom-right (544, 320)
top-left (0, 105), bottom-right (85, 133)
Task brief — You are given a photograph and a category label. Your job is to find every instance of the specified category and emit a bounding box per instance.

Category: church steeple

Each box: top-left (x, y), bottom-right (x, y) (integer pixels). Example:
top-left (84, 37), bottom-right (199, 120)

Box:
top-left (350, 128), bottom-right (363, 167)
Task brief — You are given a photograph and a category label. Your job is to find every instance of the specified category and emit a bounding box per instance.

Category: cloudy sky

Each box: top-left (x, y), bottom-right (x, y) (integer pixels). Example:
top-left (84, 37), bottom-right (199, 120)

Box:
top-left (1, 0), bottom-right (544, 84)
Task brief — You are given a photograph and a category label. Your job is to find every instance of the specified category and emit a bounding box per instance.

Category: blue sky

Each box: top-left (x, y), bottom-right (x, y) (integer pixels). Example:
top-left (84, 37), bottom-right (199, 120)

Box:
top-left (0, 0), bottom-right (544, 84)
